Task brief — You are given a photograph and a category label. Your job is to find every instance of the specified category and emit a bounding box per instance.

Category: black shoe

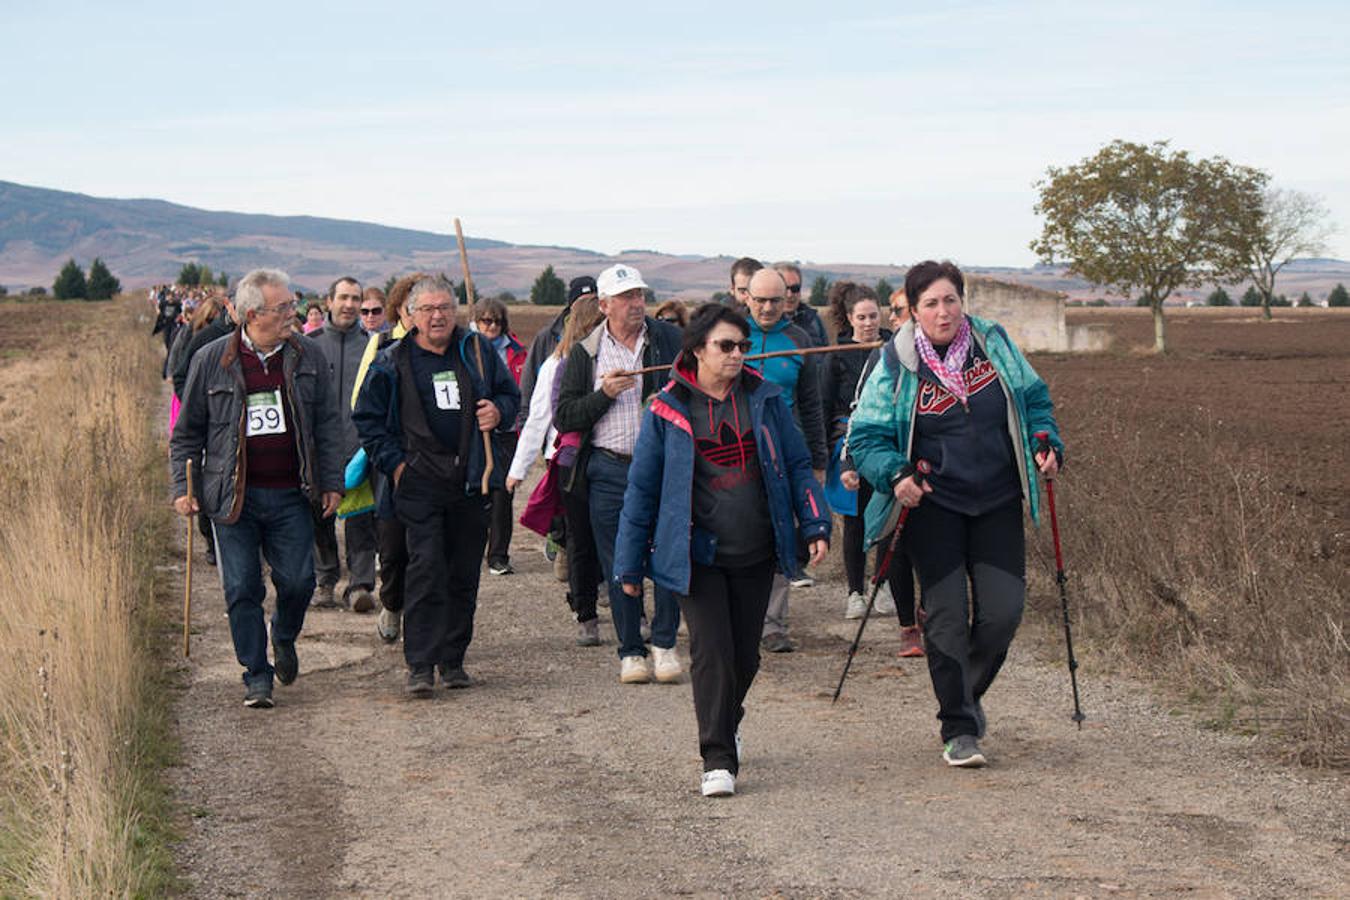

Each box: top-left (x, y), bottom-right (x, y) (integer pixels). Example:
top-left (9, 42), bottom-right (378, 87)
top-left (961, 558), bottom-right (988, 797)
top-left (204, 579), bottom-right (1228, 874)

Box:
top-left (438, 664), bottom-right (473, 689)
top-left (272, 639), bottom-right (298, 686)
top-left (406, 666), bottom-right (435, 697)
top-left (204, 543), bottom-right (216, 567)
top-left (761, 633), bottom-right (797, 653)
top-left (487, 560), bottom-right (514, 576)
top-left (243, 681), bottom-right (274, 709)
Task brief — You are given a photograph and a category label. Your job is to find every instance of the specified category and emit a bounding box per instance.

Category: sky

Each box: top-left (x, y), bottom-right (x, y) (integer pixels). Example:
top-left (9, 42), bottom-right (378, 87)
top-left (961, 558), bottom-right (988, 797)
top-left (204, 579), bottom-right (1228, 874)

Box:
top-left (3, 0), bottom-right (1348, 267)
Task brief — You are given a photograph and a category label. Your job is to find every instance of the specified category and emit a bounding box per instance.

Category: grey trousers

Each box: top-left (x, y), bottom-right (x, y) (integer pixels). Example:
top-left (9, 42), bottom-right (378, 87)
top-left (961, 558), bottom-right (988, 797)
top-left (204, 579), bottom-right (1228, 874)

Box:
top-left (761, 573), bottom-right (790, 638)
top-left (314, 510), bottom-right (377, 598)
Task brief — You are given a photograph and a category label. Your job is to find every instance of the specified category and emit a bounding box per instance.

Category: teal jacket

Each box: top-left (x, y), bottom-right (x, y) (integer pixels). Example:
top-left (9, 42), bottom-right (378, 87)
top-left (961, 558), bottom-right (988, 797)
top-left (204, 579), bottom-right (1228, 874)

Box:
top-left (846, 315), bottom-right (1063, 546)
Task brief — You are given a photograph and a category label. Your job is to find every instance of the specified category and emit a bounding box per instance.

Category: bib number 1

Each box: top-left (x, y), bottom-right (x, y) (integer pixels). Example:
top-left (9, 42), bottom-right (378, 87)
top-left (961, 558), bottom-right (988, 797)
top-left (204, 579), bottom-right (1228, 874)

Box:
top-left (246, 389), bottom-right (286, 436)
top-left (432, 370), bottom-right (461, 411)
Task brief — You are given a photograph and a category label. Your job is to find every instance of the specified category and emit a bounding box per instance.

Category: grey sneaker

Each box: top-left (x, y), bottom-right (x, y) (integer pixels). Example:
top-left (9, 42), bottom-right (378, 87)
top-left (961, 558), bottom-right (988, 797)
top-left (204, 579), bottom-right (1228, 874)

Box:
top-left (312, 584), bottom-right (339, 609)
top-left (405, 667), bottom-right (434, 697)
top-left (487, 560), bottom-right (514, 576)
top-left (243, 681), bottom-right (274, 709)
top-left (377, 607), bottom-right (401, 643)
top-left (942, 735), bottom-right (987, 768)
top-left (576, 619), bottom-right (601, 647)
top-left (761, 633), bottom-right (796, 653)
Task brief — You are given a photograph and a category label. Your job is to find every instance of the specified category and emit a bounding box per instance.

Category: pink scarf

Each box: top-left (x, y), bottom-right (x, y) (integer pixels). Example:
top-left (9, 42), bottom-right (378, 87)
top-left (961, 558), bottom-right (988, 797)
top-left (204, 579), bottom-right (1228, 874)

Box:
top-left (914, 318), bottom-right (973, 408)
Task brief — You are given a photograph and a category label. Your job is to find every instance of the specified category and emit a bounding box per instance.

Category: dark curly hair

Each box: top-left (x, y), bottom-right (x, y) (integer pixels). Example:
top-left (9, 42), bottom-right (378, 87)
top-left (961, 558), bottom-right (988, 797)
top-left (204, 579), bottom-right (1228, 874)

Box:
top-left (827, 281), bottom-right (880, 332)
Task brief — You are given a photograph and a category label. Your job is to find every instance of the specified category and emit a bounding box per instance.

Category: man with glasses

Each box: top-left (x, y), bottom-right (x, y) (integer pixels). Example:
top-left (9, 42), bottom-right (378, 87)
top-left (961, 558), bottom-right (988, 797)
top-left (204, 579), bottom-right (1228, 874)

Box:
top-left (773, 262), bottom-right (829, 348)
top-left (309, 276), bottom-right (380, 612)
top-left (554, 264), bottom-right (684, 684)
top-left (353, 274), bottom-right (520, 695)
top-left (171, 268), bottom-right (344, 708)
top-left (742, 268), bottom-right (828, 653)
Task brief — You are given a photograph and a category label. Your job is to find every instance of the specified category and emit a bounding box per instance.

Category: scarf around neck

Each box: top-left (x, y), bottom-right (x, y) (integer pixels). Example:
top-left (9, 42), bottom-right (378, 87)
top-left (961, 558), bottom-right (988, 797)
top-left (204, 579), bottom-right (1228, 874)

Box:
top-left (914, 317), bottom-right (973, 408)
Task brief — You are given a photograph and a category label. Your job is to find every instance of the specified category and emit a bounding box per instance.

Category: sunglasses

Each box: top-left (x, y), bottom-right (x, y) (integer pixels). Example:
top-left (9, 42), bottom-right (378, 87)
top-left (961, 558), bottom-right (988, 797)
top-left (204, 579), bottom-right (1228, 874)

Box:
top-left (477, 317), bottom-right (502, 326)
top-left (360, 307), bottom-right (384, 316)
top-left (709, 339), bottom-right (752, 354)
top-left (785, 284), bottom-right (802, 294)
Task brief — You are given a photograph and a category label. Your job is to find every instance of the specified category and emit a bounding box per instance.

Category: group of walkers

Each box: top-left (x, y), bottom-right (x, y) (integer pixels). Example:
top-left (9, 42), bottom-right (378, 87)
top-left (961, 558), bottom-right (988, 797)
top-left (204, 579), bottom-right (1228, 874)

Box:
top-left (164, 254), bottom-right (1063, 796)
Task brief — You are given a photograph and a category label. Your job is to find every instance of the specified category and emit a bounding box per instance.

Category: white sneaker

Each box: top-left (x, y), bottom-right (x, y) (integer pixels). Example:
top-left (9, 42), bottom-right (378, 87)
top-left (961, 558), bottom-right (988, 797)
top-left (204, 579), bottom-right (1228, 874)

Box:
top-left (874, 584), bottom-right (896, 615)
top-left (701, 769), bottom-right (735, 797)
top-left (652, 646), bottom-right (683, 683)
top-left (377, 607), bottom-right (400, 643)
top-left (619, 655), bottom-right (651, 684)
top-left (844, 592), bottom-right (868, 619)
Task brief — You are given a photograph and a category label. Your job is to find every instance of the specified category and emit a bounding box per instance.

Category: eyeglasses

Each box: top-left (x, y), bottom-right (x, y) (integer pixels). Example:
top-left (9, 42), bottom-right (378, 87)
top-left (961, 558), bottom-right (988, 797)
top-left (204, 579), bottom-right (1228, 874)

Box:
top-left (415, 303), bottom-right (454, 317)
top-left (260, 301), bottom-right (297, 316)
top-left (476, 317), bottom-right (501, 326)
top-left (785, 284), bottom-right (802, 295)
top-left (360, 307), bottom-right (384, 316)
top-left (709, 339), bottom-right (752, 354)
top-left (747, 295), bottom-right (784, 306)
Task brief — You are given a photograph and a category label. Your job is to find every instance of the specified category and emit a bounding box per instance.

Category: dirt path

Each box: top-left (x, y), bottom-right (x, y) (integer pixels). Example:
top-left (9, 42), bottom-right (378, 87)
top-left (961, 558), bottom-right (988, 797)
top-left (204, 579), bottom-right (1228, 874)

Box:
top-left (166, 517), bottom-right (1348, 899)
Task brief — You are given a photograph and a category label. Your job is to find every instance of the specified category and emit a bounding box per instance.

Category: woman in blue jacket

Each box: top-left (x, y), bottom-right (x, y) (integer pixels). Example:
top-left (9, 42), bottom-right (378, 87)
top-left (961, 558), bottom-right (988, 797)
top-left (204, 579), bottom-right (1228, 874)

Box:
top-left (848, 260), bottom-right (1064, 769)
top-left (614, 304), bottom-right (830, 798)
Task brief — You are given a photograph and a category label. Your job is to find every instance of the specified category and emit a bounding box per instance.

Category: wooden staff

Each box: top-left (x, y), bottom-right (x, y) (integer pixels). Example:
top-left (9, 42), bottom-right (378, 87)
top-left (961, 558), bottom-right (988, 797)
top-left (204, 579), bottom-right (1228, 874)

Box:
top-left (453, 217), bottom-right (494, 495)
top-left (183, 458), bottom-right (194, 658)
top-left (612, 340), bottom-right (884, 378)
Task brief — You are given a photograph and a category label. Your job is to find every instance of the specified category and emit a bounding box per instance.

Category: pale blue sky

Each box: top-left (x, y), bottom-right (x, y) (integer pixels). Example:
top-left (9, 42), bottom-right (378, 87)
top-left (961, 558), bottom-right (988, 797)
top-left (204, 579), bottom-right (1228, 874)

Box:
top-left (3, 0), bottom-right (1347, 265)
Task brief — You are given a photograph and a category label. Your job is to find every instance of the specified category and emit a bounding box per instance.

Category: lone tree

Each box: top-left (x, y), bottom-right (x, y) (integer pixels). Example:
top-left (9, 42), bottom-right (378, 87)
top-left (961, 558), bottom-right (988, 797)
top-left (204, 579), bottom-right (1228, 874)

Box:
top-left (1328, 283), bottom-right (1349, 308)
top-left (86, 257), bottom-right (122, 300)
top-left (177, 262), bottom-right (202, 286)
top-left (808, 275), bottom-right (830, 307)
top-left (53, 258), bottom-right (88, 299)
top-left (530, 265), bottom-right (567, 306)
top-left (1238, 187), bottom-right (1335, 321)
top-left (1240, 286), bottom-right (1263, 307)
top-left (1031, 139), bottom-right (1264, 352)
top-left (1206, 288), bottom-right (1234, 307)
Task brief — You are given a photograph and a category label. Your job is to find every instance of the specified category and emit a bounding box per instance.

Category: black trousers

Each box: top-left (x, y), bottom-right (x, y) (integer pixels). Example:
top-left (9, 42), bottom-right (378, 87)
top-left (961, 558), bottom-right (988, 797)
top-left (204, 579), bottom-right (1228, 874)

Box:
top-left (680, 557), bottom-right (776, 775)
top-left (560, 472), bottom-right (601, 624)
top-left (377, 515), bottom-right (406, 612)
top-left (904, 498), bottom-right (1025, 742)
top-left (485, 432), bottom-right (519, 566)
top-left (395, 469), bottom-right (490, 670)
top-left (844, 481), bottom-right (917, 626)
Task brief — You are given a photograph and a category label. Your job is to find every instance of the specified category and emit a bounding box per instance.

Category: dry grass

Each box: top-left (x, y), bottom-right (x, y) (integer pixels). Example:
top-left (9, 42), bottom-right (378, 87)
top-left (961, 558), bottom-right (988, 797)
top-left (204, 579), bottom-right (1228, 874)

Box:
top-left (1027, 392), bottom-right (1349, 767)
top-left (0, 297), bottom-right (176, 896)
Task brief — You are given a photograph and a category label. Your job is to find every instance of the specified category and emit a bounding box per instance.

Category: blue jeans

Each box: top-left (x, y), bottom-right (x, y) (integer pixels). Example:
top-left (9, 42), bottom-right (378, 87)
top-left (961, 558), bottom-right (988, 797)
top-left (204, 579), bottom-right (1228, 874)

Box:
top-left (212, 487), bottom-right (317, 686)
top-left (586, 450), bottom-right (680, 658)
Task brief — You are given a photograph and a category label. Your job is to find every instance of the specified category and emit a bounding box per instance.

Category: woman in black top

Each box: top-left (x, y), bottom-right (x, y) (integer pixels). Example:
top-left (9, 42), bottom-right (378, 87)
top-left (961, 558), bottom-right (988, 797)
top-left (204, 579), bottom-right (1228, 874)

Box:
top-left (821, 282), bottom-right (922, 657)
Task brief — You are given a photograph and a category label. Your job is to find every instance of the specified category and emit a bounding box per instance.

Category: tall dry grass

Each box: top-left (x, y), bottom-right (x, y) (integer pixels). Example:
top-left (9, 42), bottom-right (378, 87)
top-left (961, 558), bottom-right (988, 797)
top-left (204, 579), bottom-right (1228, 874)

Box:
top-left (1028, 394), bottom-right (1349, 767)
top-left (0, 299), bottom-right (175, 896)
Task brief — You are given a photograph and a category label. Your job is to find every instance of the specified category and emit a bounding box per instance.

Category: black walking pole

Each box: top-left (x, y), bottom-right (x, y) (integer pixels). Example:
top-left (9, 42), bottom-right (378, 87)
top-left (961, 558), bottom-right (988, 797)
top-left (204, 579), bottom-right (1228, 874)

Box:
top-left (832, 459), bottom-right (930, 704)
top-left (1035, 431), bottom-right (1085, 729)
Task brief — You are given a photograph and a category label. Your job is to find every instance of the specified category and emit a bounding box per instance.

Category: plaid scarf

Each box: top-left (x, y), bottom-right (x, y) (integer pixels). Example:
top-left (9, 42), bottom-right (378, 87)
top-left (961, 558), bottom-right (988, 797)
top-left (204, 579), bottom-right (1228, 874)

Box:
top-left (914, 317), bottom-right (973, 408)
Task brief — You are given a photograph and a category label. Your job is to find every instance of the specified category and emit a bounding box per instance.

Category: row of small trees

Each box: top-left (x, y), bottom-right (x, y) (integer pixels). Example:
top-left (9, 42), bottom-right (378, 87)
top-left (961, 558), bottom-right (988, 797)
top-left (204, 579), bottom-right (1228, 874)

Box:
top-left (1032, 139), bottom-right (1338, 351)
top-left (51, 258), bottom-right (122, 300)
top-left (1205, 284), bottom-right (1349, 307)
top-left (177, 262), bottom-right (230, 288)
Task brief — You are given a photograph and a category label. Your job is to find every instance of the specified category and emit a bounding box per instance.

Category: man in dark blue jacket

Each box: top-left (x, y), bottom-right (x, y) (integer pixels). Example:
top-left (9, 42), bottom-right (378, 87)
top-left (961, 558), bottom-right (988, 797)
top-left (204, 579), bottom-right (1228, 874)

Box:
top-left (352, 274), bottom-right (520, 695)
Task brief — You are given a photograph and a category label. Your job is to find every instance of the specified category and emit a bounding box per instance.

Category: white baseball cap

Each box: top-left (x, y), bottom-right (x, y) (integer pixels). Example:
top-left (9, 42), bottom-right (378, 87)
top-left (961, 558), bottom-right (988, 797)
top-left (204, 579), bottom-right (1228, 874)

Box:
top-left (596, 264), bottom-right (649, 297)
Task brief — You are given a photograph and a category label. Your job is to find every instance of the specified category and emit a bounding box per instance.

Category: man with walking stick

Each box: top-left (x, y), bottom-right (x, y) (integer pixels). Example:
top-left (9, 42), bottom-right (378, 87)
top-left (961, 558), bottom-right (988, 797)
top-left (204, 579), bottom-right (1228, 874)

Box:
top-left (352, 274), bottom-right (519, 695)
top-left (170, 268), bottom-right (345, 709)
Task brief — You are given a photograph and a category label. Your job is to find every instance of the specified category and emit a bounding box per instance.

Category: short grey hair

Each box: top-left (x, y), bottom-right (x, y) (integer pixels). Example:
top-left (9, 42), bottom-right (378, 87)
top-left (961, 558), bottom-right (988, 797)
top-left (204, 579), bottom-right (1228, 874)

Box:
top-left (772, 261), bottom-right (802, 280)
top-left (406, 274), bottom-right (456, 313)
top-left (235, 268), bottom-right (291, 315)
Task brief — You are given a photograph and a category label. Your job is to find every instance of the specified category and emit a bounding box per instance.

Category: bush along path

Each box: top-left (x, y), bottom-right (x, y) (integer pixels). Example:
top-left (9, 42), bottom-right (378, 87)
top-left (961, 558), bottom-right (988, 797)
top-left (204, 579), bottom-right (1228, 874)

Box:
top-left (166, 514), bottom-right (1348, 899)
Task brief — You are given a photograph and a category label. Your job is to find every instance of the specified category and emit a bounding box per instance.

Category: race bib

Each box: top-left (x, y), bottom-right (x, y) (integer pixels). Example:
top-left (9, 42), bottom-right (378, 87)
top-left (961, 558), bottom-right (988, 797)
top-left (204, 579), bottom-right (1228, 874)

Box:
top-left (432, 370), bottom-right (461, 410)
top-left (245, 389), bottom-right (286, 436)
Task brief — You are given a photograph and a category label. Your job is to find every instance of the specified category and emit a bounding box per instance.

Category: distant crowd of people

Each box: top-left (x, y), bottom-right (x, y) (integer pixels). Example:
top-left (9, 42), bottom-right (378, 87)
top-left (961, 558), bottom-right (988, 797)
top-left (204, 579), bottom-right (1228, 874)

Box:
top-left (161, 256), bottom-right (1063, 796)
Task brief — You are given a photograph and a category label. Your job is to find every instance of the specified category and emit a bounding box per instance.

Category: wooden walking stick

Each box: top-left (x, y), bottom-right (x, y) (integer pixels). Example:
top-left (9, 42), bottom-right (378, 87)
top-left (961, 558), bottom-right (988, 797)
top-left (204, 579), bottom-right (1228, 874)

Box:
top-left (453, 217), bottom-right (494, 495)
top-left (183, 458), bottom-right (194, 658)
top-left (614, 340), bottom-right (883, 378)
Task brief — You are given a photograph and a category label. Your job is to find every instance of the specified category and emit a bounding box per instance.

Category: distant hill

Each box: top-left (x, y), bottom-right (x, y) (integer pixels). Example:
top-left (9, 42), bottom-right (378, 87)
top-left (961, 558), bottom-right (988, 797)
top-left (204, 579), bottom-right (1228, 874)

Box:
top-left (2, 180), bottom-right (1347, 303)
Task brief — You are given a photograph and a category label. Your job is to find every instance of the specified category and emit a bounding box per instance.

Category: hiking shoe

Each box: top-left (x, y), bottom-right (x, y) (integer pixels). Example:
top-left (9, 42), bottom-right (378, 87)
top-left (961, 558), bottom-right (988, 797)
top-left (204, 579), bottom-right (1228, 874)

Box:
top-left (619, 655), bottom-right (651, 684)
top-left (272, 639), bottom-right (298, 686)
top-left (790, 574), bottom-right (815, 589)
top-left (874, 585), bottom-right (896, 615)
top-left (701, 769), bottom-right (735, 797)
top-left (377, 607), bottom-right (401, 643)
top-left (405, 667), bottom-right (434, 697)
top-left (350, 587), bottom-right (376, 613)
top-left (942, 735), bottom-right (987, 768)
top-left (652, 646), bottom-right (683, 683)
top-left (576, 619), bottom-right (601, 647)
top-left (553, 548), bottom-right (569, 583)
top-left (639, 616), bottom-right (651, 643)
top-left (761, 632), bottom-right (796, 653)
top-left (243, 681), bottom-right (274, 709)
top-left (488, 560), bottom-right (514, 576)
top-left (897, 625), bottom-right (925, 658)
top-left (844, 592), bottom-right (868, 620)
top-left (438, 665), bottom-right (473, 689)
top-left (312, 584), bottom-right (339, 609)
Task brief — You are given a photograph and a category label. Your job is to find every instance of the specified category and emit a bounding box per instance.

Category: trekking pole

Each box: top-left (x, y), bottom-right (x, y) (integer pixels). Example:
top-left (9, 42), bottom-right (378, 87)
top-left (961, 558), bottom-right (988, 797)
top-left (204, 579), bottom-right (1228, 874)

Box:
top-left (1035, 431), bottom-right (1085, 729)
top-left (453, 218), bottom-right (494, 495)
top-left (833, 459), bottom-right (930, 703)
top-left (183, 459), bottom-right (194, 658)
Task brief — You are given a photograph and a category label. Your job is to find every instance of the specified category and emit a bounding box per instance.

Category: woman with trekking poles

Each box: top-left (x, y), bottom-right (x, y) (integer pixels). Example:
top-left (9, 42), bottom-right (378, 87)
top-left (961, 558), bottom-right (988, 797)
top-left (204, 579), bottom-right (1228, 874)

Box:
top-left (613, 303), bottom-right (831, 797)
top-left (848, 260), bottom-right (1063, 768)
top-left (822, 281), bottom-right (922, 656)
